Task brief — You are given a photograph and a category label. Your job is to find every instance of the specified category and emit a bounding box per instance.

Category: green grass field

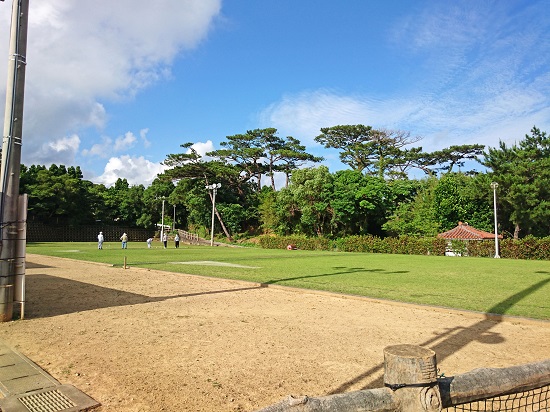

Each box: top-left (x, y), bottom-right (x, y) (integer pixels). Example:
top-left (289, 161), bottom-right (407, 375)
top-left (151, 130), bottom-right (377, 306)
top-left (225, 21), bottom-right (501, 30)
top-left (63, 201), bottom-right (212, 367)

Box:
top-left (26, 241), bottom-right (550, 320)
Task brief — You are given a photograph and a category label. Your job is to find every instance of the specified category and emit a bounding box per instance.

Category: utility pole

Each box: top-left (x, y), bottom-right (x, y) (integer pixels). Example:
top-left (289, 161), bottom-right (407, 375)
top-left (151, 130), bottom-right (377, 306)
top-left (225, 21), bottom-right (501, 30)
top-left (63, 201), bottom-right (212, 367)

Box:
top-left (205, 183), bottom-right (221, 246)
top-left (0, 0), bottom-right (30, 321)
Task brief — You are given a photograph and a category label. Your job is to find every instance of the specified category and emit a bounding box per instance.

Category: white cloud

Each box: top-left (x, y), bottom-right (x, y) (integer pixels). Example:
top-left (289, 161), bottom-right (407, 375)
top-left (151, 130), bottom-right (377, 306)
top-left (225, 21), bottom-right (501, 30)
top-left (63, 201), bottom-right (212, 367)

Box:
top-left (189, 140), bottom-right (215, 159)
top-left (258, 90), bottom-right (423, 146)
top-left (114, 132), bottom-right (137, 152)
top-left (96, 155), bottom-right (167, 187)
top-left (258, 82), bottom-right (550, 158)
top-left (81, 131), bottom-right (138, 158)
top-left (0, 0), bottom-right (222, 182)
top-left (140, 128), bottom-right (151, 148)
top-left (22, 134), bottom-right (81, 166)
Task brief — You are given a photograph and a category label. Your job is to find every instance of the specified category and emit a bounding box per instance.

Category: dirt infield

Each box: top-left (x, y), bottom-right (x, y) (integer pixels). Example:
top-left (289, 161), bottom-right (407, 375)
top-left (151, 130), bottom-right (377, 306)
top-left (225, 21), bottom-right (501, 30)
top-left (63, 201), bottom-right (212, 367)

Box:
top-left (0, 254), bottom-right (548, 411)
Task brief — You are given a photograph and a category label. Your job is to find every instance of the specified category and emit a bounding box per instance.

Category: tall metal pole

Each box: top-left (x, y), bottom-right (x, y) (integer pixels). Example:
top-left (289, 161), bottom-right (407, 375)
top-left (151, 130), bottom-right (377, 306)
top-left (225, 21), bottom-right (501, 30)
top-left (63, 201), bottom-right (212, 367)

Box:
top-left (490, 182), bottom-right (500, 259)
top-left (0, 0), bottom-right (29, 322)
top-left (173, 205), bottom-right (176, 231)
top-left (160, 198), bottom-right (165, 241)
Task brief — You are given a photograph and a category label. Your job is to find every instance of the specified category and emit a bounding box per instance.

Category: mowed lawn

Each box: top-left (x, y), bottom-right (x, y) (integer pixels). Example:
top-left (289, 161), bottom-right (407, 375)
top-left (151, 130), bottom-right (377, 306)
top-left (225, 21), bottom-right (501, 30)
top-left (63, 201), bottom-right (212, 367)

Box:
top-left (27, 241), bottom-right (550, 320)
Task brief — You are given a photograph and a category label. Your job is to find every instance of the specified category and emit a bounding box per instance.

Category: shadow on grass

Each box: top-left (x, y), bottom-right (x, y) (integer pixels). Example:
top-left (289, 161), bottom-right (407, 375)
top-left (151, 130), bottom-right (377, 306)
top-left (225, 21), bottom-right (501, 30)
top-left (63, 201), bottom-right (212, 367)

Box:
top-left (262, 266), bottom-right (408, 285)
top-left (327, 275), bottom-right (550, 394)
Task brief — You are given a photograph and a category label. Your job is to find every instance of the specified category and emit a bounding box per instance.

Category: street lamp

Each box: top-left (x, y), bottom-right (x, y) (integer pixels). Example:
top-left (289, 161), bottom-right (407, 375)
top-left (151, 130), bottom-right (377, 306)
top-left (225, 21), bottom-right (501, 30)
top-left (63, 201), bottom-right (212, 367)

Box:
top-left (205, 183), bottom-right (221, 246)
top-left (160, 197), bottom-right (166, 242)
top-left (173, 204), bottom-right (176, 231)
top-left (490, 182), bottom-right (500, 258)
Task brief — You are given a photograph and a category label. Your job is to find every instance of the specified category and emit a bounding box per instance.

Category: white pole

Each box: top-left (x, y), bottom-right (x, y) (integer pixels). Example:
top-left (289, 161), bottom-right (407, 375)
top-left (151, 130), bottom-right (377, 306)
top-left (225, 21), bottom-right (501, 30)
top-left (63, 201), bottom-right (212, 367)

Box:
top-left (173, 205), bottom-right (176, 231)
top-left (491, 182), bottom-right (500, 258)
top-left (161, 198), bottom-right (165, 241)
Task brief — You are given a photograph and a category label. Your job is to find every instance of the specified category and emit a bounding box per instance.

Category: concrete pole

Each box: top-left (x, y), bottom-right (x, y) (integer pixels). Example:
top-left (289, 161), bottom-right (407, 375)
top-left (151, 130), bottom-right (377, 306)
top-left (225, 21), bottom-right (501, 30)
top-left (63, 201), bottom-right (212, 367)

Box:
top-left (0, 0), bottom-right (29, 322)
top-left (205, 183), bottom-right (220, 246)
top-left (490, 182), bottom-right (500, 258)
top-left (210, 187), bottom-right (216, 247)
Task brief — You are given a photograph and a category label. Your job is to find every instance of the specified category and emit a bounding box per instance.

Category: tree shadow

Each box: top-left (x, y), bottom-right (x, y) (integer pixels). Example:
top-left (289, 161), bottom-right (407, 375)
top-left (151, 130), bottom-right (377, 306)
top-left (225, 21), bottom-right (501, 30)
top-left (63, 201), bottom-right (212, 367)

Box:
top-left (24, 274), bottom-right (265, 319)
top-left (262, 267), bottom-right (405, 285)
top-left (25, 262), bottom-right (54, 269)
top-left (327, 276), bottom-right (550, 394)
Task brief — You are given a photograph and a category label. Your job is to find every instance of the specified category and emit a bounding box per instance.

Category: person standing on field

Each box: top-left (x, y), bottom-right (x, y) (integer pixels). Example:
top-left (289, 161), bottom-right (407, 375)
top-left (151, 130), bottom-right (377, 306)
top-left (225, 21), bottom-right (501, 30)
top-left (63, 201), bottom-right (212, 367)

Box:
top-left (120, 232), bottom-right (128, 249)
top-left (97, 232), bottom-right (104, 249)
top-left (174, 233), bottom-right (180, 248)
top-left (146, 237), bottom-right (153, 248)
top-left (162, 232), bottom-right (168, 249)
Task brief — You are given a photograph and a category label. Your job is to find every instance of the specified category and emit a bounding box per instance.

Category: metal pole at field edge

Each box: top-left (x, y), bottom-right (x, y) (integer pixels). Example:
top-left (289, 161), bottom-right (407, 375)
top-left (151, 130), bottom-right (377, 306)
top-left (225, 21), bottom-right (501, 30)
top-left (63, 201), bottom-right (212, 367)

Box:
top-left (490, 182), bottom-right (500, 258)
top-left (161, 197), bottom-right (165, 242)
top-left (0, 0), bottom-right (30, 322)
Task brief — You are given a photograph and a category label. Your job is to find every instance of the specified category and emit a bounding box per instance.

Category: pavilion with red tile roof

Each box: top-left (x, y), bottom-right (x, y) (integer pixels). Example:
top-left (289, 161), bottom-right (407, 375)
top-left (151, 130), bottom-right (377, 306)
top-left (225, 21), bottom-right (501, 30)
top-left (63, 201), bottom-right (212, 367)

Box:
top-left (438, 222), bottom-right (502, 256)
top-left (437, 222), bottom-right (502, 240)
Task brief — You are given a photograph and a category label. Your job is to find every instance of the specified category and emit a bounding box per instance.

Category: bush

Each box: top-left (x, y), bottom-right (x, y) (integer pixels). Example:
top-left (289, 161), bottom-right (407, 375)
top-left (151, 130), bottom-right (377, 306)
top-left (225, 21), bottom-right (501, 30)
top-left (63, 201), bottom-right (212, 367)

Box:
top-left (258, 235), bottom-right (330, 251)
top-left (259, 234), bottom-right (549, 260)
top-left (500, 236), bottom-right (550, 260)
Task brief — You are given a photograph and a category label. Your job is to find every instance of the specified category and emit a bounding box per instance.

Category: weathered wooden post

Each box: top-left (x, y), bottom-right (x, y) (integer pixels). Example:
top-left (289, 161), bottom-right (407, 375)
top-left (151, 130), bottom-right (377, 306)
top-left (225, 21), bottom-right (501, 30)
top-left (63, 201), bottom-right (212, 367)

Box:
top-left (384, 345), bottom-right (442, 412)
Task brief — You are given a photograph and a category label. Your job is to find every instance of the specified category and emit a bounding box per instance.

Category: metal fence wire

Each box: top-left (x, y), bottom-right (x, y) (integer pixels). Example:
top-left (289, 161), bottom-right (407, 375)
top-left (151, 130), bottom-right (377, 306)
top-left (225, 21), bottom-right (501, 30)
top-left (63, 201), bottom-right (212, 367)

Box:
top-left (447, 383), bottom-right (549, 412)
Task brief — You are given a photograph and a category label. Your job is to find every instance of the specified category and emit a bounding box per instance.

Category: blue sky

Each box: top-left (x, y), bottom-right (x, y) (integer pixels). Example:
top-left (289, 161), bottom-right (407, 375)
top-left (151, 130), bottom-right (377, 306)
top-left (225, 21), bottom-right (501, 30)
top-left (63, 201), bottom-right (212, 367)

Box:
top-left (1, 0), bottom-right (549, 187)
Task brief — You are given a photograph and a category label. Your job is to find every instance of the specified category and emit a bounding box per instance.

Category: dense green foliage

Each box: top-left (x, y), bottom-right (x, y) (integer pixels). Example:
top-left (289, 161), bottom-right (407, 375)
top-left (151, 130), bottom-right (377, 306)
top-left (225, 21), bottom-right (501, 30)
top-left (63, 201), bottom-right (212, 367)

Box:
top-left (20, 126), bottom-right (550, 244)
top-left (481, 127), bottom-right (550, 238)
top-left (258, 234), bottom-right (550, 260)
top-left (26, 242), bottom-right (550, 319)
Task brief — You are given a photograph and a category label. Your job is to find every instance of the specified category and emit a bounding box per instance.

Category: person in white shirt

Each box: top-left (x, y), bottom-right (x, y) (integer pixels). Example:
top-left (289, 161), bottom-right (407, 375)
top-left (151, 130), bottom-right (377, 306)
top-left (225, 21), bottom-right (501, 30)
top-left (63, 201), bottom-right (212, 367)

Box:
top-left (97, 232), bottom-right (104, 249)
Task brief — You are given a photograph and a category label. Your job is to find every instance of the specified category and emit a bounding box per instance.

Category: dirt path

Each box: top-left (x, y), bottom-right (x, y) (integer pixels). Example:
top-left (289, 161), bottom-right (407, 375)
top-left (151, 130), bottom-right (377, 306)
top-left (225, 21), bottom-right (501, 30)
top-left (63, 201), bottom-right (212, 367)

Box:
top-left (0, 254), bottom-right (548, 411)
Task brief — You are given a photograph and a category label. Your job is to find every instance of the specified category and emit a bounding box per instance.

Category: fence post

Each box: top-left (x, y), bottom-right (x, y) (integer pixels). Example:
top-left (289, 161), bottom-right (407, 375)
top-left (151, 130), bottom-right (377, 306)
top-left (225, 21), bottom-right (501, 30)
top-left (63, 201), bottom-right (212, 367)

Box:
top-left (384, 345), bottom-right (442, 412)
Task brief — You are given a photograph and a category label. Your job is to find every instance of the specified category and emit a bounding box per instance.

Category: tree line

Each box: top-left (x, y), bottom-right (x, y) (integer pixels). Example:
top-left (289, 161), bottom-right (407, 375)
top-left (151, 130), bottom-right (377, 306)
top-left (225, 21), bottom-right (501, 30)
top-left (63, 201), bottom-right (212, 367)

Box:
top-left (20, 126), bottom-right (550, 240)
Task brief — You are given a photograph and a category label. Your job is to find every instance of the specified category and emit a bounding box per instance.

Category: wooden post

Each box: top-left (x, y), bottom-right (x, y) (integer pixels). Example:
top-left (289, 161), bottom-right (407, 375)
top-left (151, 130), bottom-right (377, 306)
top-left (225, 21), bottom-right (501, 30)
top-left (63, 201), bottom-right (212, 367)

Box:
top-left (384, 345), bottom-right (442, 412)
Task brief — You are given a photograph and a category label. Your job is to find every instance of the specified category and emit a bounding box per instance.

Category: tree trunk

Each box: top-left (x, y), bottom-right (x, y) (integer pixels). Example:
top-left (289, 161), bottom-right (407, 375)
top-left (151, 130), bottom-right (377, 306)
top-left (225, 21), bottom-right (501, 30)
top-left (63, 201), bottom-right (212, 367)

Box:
top-left (513, 223), bottom-right (520, 239)
top-left (215, 207), bottom-right (233, 242)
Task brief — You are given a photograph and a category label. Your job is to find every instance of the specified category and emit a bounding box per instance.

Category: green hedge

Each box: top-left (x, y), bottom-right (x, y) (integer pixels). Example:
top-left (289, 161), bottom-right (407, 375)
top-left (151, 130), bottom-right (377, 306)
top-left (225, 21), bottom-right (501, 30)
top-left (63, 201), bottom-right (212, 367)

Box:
top-left (258, 234), bottom-right (550, 260)
top-left (500, 236), bottom-right (550, 260)
top-left (258, 235), bottom-right (331, 251)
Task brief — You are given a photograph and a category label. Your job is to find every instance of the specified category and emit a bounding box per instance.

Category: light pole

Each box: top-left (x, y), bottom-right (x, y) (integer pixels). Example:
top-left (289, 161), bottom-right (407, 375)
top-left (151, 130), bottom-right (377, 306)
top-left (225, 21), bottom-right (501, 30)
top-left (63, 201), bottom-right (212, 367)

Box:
top-left (490, 182), bottom-right (500, 258)
top-left (205, 183), bottom-right (221, 246)
top-left (160, 197), bottom-right (166, 242)
top-left (173, 204), bottom-right (176, 231)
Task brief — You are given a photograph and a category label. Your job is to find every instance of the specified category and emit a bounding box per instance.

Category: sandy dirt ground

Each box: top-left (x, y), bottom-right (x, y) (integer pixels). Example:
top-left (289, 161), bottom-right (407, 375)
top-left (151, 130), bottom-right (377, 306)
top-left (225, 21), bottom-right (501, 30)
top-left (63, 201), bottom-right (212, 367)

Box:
top-left (0, 253), bottom-right (548, 411)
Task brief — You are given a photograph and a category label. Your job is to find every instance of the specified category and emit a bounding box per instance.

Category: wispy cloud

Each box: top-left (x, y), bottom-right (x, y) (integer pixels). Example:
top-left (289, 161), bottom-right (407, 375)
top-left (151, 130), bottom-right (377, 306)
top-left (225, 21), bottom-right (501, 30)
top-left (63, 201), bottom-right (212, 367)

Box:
top-left (81, 130), bottom-right (147, 159)
top-left (259, 1), bottom-right (550, 154)
top-left (140, 128), bottom-right (151, 148)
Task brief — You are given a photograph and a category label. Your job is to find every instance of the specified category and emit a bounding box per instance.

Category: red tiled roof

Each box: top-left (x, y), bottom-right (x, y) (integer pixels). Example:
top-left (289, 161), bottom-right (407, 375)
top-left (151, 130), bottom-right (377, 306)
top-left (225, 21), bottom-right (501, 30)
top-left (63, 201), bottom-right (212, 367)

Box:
top-left (437, 222), bottom-right (503, 240)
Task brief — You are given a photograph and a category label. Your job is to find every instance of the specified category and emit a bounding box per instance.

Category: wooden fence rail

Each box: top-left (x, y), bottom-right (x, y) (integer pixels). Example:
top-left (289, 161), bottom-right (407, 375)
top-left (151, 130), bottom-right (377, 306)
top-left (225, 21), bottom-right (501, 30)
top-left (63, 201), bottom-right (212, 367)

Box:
top-left (256, 345), bottom-right (550, 412)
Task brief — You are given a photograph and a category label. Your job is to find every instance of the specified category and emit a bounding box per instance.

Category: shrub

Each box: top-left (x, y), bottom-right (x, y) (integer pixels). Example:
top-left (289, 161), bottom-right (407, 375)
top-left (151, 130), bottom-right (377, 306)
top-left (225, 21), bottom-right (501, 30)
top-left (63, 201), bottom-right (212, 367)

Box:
top-left (259, 234), bottom-right (549, 260)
